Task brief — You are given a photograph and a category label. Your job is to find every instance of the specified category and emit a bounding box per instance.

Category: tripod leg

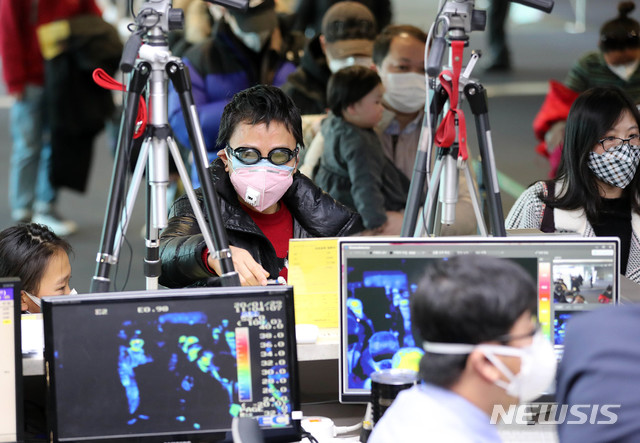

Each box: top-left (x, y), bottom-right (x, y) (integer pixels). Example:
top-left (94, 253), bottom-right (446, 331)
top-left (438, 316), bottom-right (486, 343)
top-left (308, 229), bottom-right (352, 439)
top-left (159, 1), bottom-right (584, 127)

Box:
top-left (92, 63), bottom-right (151, 293)
top-left (166, 61), bottom-right (239, 286)
top-left (462, 162), bottom-right (488, 236)
top-left (464, 83), bottom-right (507, 237)
top-left (416, 156), bottom-right (445, 237)
top-left (113, 137), bottom-right (150, 259)
top-left (439, 148), bottom-right (459, 226)
top-left (402, 84), bottom-right (448, 236)
top-left (166, 136), bottom-right (217, 252)
top-left (145, 180), bottom-right (161, 290)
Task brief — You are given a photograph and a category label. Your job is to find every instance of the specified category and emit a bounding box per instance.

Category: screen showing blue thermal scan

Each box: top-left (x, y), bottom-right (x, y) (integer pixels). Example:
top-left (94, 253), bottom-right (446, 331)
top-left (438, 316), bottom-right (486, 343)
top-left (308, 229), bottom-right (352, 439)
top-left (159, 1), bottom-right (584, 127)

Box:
top-left (343, 255), bottom-right (536, 392)
top-left (338, 238), bottom-right (619, 403)
top-left (43, 288), bottom-right (299, 442)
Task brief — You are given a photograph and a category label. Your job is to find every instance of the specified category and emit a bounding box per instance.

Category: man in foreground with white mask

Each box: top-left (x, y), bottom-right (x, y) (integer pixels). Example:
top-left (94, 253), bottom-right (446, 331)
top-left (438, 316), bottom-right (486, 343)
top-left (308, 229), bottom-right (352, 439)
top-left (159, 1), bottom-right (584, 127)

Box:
top-left (167, 0), bottom-right (306, 188)
top-left (282, 1), bottom-right (378, 116)
top-left (369, 255), bottom-right (557, 442)
top-left (160, 85), bottom-right (363, 287)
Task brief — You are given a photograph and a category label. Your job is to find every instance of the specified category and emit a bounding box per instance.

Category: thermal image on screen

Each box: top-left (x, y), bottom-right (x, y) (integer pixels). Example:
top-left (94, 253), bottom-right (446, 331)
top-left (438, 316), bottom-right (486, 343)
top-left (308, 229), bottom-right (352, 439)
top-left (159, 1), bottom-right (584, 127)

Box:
top-left (48, 295), bottom-right (294, 439)
top-left (343, 255), bottom-right (537, 392)
top-left (345, 262), bottom-right (427, 390)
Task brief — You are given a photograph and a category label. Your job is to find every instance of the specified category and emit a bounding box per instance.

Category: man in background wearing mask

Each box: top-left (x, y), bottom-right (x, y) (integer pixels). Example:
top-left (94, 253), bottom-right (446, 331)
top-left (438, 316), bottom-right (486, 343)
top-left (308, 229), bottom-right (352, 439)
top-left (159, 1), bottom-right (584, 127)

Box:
top-left (167, 0), bottom-right (305, 187)
top-left (369, 255), bottom-right (557, 442)
top-left (534, 1), bottom-right (640, 178)
top-left (281, 1), bottom-right (377, 115)
top-left (159, 85), bottom-right (363, 287)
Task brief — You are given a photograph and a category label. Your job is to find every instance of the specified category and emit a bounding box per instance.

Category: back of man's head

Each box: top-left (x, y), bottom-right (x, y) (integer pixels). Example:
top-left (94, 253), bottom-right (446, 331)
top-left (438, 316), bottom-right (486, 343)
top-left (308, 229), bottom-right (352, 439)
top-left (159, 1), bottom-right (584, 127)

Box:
top-left (411, 255), bottom-right (537, 388)
top-left (321, 1), bottom-right (377, 60)
top-left (217, 85), bottom-right (304, 149)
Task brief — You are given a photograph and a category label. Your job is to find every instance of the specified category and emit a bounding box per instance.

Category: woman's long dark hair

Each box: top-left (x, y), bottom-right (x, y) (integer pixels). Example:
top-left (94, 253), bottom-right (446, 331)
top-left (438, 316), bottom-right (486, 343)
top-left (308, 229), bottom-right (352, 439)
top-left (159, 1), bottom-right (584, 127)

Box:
top-left (544, 86), bottom-right (640, 221)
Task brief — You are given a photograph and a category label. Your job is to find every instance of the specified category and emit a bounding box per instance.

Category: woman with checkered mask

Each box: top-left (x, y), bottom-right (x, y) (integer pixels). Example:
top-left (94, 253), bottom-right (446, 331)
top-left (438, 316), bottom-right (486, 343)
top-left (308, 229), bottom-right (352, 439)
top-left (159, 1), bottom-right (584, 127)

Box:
top-left (507, 86), bottom-right (640, 284)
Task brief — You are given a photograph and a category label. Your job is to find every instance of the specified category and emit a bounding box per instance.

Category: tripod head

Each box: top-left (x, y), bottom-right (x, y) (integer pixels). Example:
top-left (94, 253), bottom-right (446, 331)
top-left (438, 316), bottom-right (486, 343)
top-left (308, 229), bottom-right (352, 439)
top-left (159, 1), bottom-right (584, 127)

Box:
top-left (120, 0), bottom-right (249, 73)
top-left (427, 0), bottom-right (555, 76)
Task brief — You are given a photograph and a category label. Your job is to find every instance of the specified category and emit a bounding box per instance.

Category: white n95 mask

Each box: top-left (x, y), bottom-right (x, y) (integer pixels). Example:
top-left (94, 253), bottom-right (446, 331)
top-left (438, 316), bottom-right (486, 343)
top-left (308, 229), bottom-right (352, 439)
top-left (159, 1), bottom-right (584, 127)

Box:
top-left (423, 330), bottom-right (557, 403)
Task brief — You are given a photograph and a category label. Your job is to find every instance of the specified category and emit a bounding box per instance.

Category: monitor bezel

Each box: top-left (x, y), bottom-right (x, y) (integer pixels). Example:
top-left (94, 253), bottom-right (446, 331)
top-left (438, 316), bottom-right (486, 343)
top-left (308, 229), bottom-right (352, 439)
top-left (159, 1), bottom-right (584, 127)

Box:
top-left (42, 285), bottom-right (302, 443)
top-left (1, 277), bottom-right (24, 443)
top-left (337, 236), bottom-right (621, 404)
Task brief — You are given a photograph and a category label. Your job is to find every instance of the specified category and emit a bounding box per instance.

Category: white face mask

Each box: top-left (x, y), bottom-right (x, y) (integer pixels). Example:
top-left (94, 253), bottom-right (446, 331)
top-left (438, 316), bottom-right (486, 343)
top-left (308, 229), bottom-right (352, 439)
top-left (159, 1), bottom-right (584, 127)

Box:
top-left (226, 13), bottom-right (273, 53)
top-left (607, 59), bottom-right (640, 81)
top-left (423, 330), bottom-right (557, 404)
top-left (24, 288), bottom-right (78, 310)
top-left (381, 72), bottom-right (426, 114)
top-left (327, 56), bottom-right (373, 74)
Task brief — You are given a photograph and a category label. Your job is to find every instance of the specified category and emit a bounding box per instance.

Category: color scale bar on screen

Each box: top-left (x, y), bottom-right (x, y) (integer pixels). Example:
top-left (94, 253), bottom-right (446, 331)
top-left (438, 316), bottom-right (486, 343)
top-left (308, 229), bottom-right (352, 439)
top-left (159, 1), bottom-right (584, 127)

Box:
top-left (236, 327), bottom-right (252, 402)
top-left (538, 262), bottom-right (552, 340)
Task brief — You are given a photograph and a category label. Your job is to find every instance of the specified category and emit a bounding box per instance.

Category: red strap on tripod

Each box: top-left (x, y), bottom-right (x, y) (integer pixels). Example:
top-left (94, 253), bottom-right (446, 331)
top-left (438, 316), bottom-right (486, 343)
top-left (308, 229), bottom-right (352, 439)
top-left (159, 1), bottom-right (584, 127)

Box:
top-left (434, 40), bottom-right (469, 161)
top-left (92, 68), bottom-right (147, 139)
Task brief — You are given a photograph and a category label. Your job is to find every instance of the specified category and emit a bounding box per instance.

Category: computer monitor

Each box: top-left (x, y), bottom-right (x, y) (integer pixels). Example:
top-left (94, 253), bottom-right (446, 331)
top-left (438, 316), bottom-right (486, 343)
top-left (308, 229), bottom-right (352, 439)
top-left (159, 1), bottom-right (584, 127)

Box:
top-left (0, 277), bottom-right (24, 443)
top-left (42, 286), bottom-right (302, 442)
top-left (338, 237), bottom-right (620, 403)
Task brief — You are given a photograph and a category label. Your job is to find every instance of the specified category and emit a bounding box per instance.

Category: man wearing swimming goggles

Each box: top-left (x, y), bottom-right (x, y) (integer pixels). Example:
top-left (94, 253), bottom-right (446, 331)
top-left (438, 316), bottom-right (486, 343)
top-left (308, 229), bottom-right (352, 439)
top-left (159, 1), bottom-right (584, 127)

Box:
top-left (159, 85), bottom-right (363, 287)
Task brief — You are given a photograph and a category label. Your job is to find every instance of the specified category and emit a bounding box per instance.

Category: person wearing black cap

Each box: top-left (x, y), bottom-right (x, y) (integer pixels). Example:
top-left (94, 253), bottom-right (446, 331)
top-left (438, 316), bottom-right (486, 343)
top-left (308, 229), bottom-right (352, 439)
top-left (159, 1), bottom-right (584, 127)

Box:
top-left (281, 1), bottom-right (378, 115)
top-left (534, 1), bottom-right (640, 178)
top-left (292, 0), bottom-right (391, 39)
top-left (167, 0), bottom-right (305, 188)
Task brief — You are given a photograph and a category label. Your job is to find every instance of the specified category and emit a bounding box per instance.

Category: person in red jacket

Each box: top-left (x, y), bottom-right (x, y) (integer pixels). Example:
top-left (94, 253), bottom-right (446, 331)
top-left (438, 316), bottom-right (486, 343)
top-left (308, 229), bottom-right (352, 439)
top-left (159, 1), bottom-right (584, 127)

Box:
top-left (0, 0), bottom-right (101, 236)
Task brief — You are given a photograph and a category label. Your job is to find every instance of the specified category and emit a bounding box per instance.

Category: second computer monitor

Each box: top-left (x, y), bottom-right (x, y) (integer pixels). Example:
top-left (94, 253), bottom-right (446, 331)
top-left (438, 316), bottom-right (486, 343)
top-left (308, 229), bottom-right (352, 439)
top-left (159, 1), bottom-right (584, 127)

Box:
top-left (338, 237), bottom-right (620, 403)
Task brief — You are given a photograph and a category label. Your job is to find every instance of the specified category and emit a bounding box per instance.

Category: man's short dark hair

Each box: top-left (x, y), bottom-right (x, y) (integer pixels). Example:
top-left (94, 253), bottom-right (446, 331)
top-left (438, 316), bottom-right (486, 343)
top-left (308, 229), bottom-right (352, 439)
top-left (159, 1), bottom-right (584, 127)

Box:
top-left (372, 24), bottom-right (428, 66)
top-left (327, 65), bottom-right (381, 117)
top-left (217, 85), bottom-right (304, 149)
top-left (411, 255), bottom-right (537, 388)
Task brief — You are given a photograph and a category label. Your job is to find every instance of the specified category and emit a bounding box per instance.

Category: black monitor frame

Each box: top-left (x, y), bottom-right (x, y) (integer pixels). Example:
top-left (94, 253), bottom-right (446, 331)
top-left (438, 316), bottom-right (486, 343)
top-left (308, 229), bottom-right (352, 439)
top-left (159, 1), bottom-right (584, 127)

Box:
top-left (0, 277), bottom-right (24, 443)
top-left (42, 286), bottom-right (302, 443)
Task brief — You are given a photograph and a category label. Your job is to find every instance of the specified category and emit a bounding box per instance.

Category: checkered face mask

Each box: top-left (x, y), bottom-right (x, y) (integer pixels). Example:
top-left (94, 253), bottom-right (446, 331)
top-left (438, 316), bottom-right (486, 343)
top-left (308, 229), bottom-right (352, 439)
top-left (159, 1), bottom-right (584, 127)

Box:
top-left (588, 144), bottom-right (640, 189)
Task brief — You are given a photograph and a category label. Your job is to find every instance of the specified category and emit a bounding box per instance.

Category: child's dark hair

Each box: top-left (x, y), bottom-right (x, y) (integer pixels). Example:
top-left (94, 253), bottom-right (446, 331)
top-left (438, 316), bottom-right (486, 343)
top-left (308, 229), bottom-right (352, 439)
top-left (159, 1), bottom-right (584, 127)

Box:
top-left (0, 223), bottom-right (72, 294)
top-left (327, 65), bottom-right (382, 118)
top-left (599, 1), bottom-right (640, 52)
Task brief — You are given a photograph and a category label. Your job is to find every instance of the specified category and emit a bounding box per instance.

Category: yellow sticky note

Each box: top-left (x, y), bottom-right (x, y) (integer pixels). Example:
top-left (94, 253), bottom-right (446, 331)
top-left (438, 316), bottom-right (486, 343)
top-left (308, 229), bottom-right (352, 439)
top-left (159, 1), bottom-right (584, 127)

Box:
top-left (288, 238), bottom-right (339, 328)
